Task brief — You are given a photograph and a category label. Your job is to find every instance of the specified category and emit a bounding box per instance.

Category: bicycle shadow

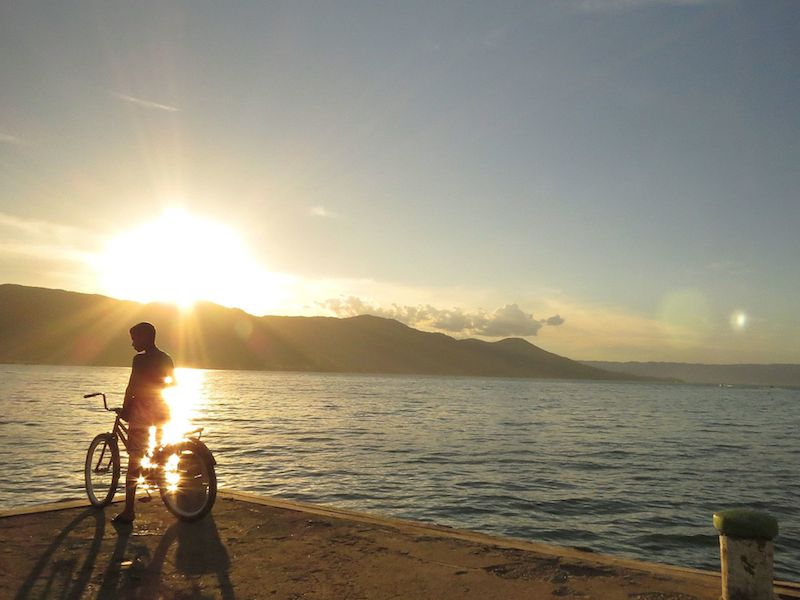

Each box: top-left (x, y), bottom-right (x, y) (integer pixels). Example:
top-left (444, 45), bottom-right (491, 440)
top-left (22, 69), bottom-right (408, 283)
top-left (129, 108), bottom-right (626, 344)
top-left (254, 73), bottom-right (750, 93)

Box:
top-left (98, 515), bottom-right (234, 600)
top-left (13, 507), bottom-right (233, 600)
top-left (14, 508), bottom-right (106, 600)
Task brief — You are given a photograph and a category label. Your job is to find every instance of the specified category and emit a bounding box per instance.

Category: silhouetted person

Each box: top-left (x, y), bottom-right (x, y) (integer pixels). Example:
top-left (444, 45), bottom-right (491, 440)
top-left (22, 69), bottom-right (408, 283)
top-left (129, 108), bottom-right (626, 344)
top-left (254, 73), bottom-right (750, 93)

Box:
top-left (114, 322), bottom-right (174, 523)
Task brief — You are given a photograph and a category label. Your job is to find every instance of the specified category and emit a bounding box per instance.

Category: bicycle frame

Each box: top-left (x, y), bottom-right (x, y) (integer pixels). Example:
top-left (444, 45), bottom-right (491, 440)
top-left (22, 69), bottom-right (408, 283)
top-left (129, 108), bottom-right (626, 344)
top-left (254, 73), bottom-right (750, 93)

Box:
top-left (85, 389), bottom-right (217, 520)
top-left (84, 392), bottom-right (207, 488)
top-left (84, 392), bottom-right (162, 491)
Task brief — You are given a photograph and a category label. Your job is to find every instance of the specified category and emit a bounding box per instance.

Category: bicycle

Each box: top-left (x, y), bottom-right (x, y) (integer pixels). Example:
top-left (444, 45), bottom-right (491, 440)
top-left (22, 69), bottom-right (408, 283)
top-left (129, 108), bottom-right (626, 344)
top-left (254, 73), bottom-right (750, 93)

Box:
top-left (83, 392), bottom-right (217, 522)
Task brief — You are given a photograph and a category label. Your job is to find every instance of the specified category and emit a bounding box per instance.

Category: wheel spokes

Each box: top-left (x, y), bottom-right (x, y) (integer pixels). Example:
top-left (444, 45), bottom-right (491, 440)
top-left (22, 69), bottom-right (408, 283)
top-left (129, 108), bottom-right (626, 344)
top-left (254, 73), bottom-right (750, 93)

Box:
top-left (93, 444), bottom-right (113, 474)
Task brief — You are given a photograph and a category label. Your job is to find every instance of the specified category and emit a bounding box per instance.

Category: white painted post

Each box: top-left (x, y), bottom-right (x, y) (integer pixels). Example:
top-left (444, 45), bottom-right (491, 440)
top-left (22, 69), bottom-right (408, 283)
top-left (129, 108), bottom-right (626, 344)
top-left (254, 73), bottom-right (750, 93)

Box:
top-left (713, 509), bottom-right (778, 600)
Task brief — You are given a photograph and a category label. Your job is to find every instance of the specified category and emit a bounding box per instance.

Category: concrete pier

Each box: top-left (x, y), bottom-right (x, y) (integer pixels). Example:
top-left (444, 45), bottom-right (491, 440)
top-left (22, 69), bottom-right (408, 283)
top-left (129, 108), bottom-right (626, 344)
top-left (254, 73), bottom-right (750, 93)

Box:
top-left (2, 491), bottom-right (799, 600)
top-left (714, 508), bottom-right (781, 600)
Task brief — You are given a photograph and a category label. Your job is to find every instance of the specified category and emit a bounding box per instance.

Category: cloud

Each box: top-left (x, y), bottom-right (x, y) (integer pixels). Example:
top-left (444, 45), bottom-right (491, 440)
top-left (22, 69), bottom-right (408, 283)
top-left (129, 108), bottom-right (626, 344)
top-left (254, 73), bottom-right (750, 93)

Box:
top-left (546, 314), bottom-right (565, 326)
top-left (111, 92), bottom-right (180, 112)
top-left (319, 297), bottom-right (564, 338)
top-left (704, 260), bottom-right (753, 277)
top-left (0, 212), bottom-right (83, 241)
top-left (0, 212), bottom-right (94, 262)
top-left (0, 132), bottom-right (22, 145)
top-left (0, 212), bottom-right (108, 294)
top-left (477, 304), bottom-right (545, 337)
top-left (430, 308), bottom-right (475, 332)
top-left (576, 0), bottom-right (708, 11)
top-left (308, 205), bottom-right (341, 219)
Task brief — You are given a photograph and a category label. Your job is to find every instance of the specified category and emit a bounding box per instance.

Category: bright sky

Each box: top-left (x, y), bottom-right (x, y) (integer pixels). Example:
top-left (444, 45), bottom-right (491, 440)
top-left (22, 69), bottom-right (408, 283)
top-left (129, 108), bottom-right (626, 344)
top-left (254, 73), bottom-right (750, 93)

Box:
top-left (1, 1), bottom-right (798, 363)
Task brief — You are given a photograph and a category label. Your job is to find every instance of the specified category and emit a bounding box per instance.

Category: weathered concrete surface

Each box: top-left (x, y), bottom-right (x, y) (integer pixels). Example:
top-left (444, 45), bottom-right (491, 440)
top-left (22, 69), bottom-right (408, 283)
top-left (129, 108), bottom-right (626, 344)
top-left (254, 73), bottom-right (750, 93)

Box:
top-left (1, 490), bottom-right (798, 600)
top-left (720, 536), bottom-right (775, 600)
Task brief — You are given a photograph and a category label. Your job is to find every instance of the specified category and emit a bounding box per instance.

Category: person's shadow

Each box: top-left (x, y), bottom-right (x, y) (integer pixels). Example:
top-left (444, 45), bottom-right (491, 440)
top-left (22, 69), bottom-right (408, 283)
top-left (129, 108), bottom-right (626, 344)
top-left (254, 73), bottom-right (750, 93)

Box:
top-left (172, 516), bottom-right (233, 599)
top-left (14, 508), bottom-right (106, 600)
top-left (14, 509), bottom-right (233, 600)
top-left (99, 515), bottom-right (234, 599)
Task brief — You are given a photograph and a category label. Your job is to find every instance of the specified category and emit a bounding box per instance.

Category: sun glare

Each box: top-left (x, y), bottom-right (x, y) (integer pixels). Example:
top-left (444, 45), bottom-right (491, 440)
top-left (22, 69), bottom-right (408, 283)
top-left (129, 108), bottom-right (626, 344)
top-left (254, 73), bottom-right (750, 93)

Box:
top-left (95, 208), bottom-right (292, 313)
top-left (137, 367), bottom-right (205, 492)
top-left (730, 310), bottom-right (748, 331)
top-left (162, 367), bottom-right (206, 444)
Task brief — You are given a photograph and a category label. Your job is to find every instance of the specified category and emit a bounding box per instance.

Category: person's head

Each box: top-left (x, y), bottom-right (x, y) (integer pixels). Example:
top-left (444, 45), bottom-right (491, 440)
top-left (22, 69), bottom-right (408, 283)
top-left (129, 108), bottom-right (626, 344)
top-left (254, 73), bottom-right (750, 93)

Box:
top-left (130, 322), bottom-right (157, 352)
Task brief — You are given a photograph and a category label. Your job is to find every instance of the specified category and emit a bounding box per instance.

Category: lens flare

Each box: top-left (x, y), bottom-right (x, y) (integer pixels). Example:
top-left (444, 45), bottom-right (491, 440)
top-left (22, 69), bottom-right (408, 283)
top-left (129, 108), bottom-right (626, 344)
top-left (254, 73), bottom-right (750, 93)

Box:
top-left (730, 310), bottom-right (748, 331)
top-left (657, 289), bottom-right (712, 348)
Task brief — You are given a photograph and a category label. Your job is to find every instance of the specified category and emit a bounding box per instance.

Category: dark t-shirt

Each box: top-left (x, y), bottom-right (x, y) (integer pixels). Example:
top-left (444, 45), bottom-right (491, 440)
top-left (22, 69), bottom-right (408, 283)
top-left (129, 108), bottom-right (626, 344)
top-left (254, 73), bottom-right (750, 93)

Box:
top-left (121, 348), bottom-right (174, 426)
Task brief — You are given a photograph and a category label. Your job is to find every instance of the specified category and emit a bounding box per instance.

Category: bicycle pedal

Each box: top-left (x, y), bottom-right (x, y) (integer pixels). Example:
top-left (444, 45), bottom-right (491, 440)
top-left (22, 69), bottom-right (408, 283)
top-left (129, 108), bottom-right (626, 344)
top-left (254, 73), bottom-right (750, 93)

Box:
top-left (139, 496), bottom-right (153, 503)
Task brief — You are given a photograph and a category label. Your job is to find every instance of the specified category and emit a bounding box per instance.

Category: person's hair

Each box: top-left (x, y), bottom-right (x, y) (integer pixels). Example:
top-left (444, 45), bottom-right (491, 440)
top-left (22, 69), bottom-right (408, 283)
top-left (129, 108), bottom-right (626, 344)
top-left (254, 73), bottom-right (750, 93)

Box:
top-left (130, 322), bottom-right (157, 344)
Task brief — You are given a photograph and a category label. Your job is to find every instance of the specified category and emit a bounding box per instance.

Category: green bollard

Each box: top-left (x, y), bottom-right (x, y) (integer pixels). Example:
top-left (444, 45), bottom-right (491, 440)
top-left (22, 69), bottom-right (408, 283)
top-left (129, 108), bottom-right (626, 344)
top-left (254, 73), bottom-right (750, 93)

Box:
top-left (713, 509), bottom-right (779, 600)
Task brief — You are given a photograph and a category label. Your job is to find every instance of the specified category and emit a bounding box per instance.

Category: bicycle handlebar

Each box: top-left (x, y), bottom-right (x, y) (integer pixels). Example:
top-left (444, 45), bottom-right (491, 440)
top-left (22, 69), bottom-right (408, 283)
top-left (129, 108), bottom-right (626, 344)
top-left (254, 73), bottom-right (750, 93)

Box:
top-left (84, 392), bottom-right (112, 411)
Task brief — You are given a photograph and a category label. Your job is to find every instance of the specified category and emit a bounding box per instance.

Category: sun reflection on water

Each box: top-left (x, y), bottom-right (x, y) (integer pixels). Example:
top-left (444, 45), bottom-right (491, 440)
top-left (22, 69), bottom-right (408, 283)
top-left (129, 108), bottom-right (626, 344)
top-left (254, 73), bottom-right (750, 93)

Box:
top-left (162, 367), bottom-right (207, 444)
top-left (136, 368), bottom-right (208, 487)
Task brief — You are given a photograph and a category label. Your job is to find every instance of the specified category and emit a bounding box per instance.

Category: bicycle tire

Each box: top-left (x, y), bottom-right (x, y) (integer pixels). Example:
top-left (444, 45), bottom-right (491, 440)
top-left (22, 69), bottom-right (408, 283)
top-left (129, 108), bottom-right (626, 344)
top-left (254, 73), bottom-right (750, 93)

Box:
top-left (159, 439), bottom-right (217, 522)
top-left (85, 433), bottom-right (120, 507)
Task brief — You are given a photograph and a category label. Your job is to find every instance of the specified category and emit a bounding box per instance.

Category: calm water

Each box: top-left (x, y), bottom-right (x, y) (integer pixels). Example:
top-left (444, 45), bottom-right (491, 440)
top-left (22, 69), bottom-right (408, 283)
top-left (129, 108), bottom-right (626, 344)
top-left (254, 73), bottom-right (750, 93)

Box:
top-left (0, 364), bottom-right (797, 580)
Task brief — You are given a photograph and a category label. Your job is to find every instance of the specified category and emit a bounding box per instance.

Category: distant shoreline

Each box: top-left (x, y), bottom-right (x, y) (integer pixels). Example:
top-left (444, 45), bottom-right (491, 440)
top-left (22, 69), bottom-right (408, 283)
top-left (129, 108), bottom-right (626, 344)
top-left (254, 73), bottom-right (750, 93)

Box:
top-left (4, 361), bottom-right (800, 390)
top-left (582, 360), bottom-right (800, 388)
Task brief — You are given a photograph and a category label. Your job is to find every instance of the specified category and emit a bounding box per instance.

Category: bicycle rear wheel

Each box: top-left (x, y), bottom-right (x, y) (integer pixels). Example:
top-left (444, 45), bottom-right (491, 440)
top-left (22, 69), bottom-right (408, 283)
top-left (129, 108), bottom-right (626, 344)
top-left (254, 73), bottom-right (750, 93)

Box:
top-left (159, 440), bottom-right (217, 522)
top-left (85, 433), bottom-right (120, 507)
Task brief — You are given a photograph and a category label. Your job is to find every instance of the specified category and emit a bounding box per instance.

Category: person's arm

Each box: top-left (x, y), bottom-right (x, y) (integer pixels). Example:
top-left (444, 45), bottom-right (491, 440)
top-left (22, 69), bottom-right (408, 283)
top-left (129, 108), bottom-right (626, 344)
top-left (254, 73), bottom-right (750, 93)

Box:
top-left (119, 355), bottom-right (140, 422)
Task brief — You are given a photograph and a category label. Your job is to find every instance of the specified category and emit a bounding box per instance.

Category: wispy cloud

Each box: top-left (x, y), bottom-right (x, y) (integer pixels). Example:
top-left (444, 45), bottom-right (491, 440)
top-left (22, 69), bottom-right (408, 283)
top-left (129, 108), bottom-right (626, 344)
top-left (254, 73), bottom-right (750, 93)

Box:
top-left (111, 92), bottom-right (180, 112)
top-left (705, 260), bottom-right (753, 277)
top-left (319, 296), bottom-right (564, 338)
top-left (0, 212), bottom-right (80, 238)
top-left (308, 205), bottom-right (340, 219)
top-left (0, 212), bottom-right (92, 262)
top-left (0, 132), bottom-right (22, 145)
top-left (577, 0), bottom-right (709, 11)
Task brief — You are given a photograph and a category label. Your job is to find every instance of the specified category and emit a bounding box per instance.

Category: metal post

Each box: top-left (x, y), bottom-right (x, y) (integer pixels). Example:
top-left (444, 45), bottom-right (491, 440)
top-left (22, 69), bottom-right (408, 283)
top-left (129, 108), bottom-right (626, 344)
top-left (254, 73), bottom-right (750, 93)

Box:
top-left (713, 508), bottom-right (778, 600)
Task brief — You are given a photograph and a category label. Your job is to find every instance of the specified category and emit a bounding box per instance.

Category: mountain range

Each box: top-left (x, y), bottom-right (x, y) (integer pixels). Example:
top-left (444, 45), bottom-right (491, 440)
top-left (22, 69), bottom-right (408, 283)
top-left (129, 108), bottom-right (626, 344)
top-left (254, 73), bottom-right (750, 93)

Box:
top-left (4, 284), bottom-right (796, 386)
top-left (0, 284), bottom-right (636, 380)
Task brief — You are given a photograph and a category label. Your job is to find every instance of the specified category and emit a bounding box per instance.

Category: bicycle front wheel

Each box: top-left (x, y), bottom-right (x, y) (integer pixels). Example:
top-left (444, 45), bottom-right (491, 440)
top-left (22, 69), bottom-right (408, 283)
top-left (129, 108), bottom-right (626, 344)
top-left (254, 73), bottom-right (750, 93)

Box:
top-left (84, 433), bottom-right (120, 507)
top-left (159, 440), bottom-right (217, 522)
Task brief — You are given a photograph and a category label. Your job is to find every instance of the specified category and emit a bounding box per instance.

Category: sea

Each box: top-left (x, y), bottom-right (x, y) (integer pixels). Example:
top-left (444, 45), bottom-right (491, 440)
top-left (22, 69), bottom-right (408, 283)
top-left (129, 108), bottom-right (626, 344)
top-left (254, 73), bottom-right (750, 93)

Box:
top-left (0, 364), bottom-right (797, 581)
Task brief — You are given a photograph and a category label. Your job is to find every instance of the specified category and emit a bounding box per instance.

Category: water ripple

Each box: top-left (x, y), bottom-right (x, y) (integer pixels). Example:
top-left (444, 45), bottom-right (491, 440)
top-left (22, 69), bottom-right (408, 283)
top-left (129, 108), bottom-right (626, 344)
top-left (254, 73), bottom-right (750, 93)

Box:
top-left (0, 365), bottom-right (797, 581)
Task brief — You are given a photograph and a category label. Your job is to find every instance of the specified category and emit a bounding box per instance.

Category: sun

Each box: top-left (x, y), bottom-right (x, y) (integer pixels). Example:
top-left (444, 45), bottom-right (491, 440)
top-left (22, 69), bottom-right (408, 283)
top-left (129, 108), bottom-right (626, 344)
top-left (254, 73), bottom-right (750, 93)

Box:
top-left (96, 208), bottom-right (291, 313)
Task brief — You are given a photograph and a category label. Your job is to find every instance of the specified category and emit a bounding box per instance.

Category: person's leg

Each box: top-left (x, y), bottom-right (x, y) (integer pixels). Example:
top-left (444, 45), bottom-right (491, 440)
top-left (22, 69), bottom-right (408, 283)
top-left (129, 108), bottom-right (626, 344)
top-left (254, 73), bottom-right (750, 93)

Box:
top-left (116, 427), bottom-right (145, 521)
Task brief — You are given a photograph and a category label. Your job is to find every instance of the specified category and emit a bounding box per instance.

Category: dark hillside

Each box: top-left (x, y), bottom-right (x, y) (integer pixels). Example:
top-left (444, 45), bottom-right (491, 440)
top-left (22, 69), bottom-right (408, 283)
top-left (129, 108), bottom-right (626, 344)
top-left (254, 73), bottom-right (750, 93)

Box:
top-left (0, 284), bottom-right (639, 380)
